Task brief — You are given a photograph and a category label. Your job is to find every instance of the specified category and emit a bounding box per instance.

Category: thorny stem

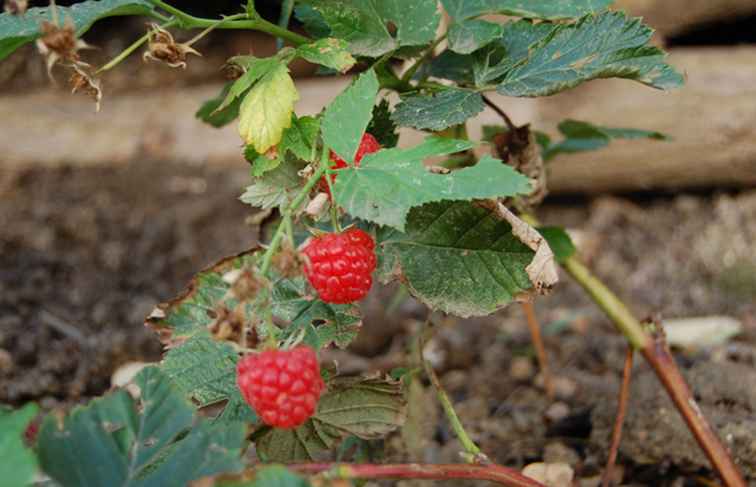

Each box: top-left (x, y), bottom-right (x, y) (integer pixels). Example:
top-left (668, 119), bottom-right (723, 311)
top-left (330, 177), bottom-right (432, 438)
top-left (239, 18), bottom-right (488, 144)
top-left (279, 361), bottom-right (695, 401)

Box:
top-left (521, 301), bottom-right (554, 398)
top-left (96, 19), bottom-right (178, 73)
top-left (601, 346), bottom-right (634, 487)
top-left (289, 463), bottom-right (546, 487)
top-left (520, 212), bottom-right (745, 486)
top-left (420, 321), bottom-right (487, 463)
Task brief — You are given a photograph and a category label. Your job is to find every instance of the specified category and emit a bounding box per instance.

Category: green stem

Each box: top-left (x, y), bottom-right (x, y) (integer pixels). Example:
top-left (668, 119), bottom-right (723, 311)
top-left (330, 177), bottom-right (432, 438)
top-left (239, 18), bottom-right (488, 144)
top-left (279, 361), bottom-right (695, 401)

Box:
top-left (96, 18), bottom-right (178, 73)
top-left (322, 149), bottom-right (342, 232)
top-left (276, 0), bottom-right (295, 49)
top-left (259, 162), bottom-right (327, 277)
top-left (401, 34), bottom-right (446, 84)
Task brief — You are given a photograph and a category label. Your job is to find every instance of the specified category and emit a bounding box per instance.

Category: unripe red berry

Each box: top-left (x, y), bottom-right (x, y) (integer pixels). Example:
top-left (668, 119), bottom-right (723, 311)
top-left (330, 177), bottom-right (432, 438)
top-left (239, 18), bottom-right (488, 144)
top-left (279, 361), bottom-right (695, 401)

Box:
top-left (302, 228), bottom-right (377, 304)
top-left (237, 346), bottom-right (325, 429)
top-left (319, 132), bottom-right (381, 197)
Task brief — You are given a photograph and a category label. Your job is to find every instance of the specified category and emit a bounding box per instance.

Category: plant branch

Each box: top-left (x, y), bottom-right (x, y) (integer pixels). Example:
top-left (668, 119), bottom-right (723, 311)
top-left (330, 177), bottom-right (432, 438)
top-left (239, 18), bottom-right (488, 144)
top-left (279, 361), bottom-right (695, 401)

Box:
top-left (482, 95), bottom-right (516, 132)
top-left (276, 0), bottom-right (295, 49)
top-left (289, 463), bottom-right (546, 487)
top-left (401, 34), bottom-right (447, 84)
top-left (521, 301), bottom-right (554, 398)
top-left (601, 346), bottom-right (634, 487)
top-left (96, 18), bottom-right (178, 73)
top-left (520, 212), bottom-right (745, 486)
top-left (419, 322), bottom-right (487, 463)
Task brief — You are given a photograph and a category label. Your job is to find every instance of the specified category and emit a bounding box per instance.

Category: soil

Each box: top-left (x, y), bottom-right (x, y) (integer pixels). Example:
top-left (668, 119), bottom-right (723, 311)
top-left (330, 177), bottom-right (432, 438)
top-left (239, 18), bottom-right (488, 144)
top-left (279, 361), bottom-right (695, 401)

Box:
top-left (2, 160), bottom-right (755, 485)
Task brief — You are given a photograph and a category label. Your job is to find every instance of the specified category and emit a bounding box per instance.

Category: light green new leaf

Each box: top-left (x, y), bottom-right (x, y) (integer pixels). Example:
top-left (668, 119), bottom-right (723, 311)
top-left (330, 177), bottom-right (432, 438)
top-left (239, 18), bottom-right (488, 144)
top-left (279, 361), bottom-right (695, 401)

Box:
top-left (333, 137), bottom-right (531, 231)
top-left (495, 12), bottom-right (684, 96)
top-left (447, 19), bottom-right (503, 54)
top-left (214, 56), bottom-right (280, 114)
top-left (543, 119), bottom-right (668, 160)
top-left (256, 376), bottom-right (405, 462)
top-left (0, 0), bottom-right (154, 62)
top-left (238, 64), bottom-right (299, 153)
top-left (377, 201), bottom-right (534, 317)
top-left (296, 38), bottom-right (355, 72)
top-left (321, 69), bottom-right (379, 164)
top-left (0, 403), bottom-right (39, 486)
top-left (302, 0), bottom-right (439, 57)
top-left (441, 0), bottom-right (613, 20)
top-left (37, 367), bottom-right (244, 487)
top-left (392, 89), bottom-right (485, 131)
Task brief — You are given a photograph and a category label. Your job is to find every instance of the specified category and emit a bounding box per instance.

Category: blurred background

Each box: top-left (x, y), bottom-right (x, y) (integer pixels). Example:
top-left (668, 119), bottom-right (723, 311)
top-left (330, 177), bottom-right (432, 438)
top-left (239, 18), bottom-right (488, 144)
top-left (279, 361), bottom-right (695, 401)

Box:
top-left (1, 0), bottom-right (755, 483)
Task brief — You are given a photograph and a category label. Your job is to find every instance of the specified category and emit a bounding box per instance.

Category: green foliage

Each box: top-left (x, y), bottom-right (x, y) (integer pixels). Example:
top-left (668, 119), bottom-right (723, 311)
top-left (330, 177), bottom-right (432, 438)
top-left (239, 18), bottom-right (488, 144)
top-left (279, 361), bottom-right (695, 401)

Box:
top-left (0, 403), bottom-right (39, 486)
top-left (37, 367), bottom-right (244, 487)
top-left (367, 99), bottom-right (399, 148)
top-left (333, 138), bottom-right (531, 231)
top-left (216, 466), bottom-right (311, 487)
top-left (302, 0), bottom-right (440, 57)
top-left (0, 0), bottom-right (154, 62)
top-left (542, 119), bottom-right (668, 160)
top-left (197, 82), bottom-right (244, 128)
top-left (322, 69), bottom-right (379, 163)
top-left (492, 12), bottom-right (683, 96)
top-left (215, 56), bottom-right (281, 114)
top-left (377, 201), bottom-right (534, 317)
top-left (447, 19), bottom-right (503, 54)
top-left (392, 88), bottom-right (485, 131)
top-left (241, 157), bottom-right (306, 210)
top-left (441, 0), bottom-right (614, 20)
top-left (256, 376), bottom-right (405, 462)
top-left (538, 227), bottom-right (576, 263)
top-left (296, 38), bottom-right (355, 73)
top-left (280, 115), bottom-right (321, 162)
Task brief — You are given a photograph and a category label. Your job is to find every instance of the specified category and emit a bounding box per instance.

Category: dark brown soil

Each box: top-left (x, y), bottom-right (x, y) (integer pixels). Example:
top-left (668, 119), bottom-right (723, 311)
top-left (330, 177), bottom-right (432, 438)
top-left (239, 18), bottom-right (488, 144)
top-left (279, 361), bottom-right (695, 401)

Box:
top-left (1, 162), bottom-right (755, 484)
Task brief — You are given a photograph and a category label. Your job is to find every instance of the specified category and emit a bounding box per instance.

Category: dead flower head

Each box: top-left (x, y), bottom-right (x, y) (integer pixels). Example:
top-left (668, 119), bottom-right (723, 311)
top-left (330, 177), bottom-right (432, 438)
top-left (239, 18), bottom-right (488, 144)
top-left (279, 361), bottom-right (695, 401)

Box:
top-left (143, 23), bottom-right (200, 69)
top-left (4, 0), bottom-right (28, 15)
top-left (36, 15), bottom-right (93, 78)
top-left (69, 64), bottom-right (102, 112)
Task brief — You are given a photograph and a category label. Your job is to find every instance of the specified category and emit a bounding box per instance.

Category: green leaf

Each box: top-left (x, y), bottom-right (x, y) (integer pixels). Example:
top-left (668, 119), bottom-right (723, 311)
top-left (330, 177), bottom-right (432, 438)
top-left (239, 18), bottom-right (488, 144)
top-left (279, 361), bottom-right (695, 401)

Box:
top-left (296, 38), bottom-right (355, 73)
top-left (377, 201), bottom-right (535, 317)
top-left (240, 157), bottom-right (305, 210)
top-left (256, 376), bottom-right (405, 462)
top-left (334, 138), bottom-right (531, 231)
top-left (366, 99), bottom-right (399, 148)
top-left (215, 56), bottom-right (280, 115)
top-left (238, 63), bottom-right (299, 153)
top-left (295, 5), bottom-right (331, 39)
top-left (302, 0), bottom-right (440, 57)
top-left (543, 119), bottom-right (668, 160)
top-left (537, 226), bottom-right (576, 263)
top-left (447, 19), bottom-right (503, 54)
top-left (246, 150), bottom-right (280, 177)
top-left (0, 404), bottom-right (39, 486)
top-left (392, 89), bottom-right (485, 131)
top-left (280, 115), bottom-right (321, 162)
top-left (441, 0), bottom-right (613, 20)
top-left (321, 69), bottom-right (379, 164)
top-left (0, 0), bottom-right (154, 62)
top-left (216, 466), bottom-right (311, 487)
top-left (494, 12), bottom-right (684, 96)
top-left (37, 367), bottom-right (244, 487)
top-left (197, 83), bottom-right (244, 128)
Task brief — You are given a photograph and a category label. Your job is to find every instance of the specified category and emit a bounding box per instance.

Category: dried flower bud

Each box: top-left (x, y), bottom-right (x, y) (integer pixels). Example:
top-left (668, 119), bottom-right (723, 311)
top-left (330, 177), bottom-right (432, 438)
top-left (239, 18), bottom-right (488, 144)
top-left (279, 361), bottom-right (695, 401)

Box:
top-left (69, 64), bottom-right (102, 112)
top-left (142, 23), bottom-right (200, 69)
top-left (4, 0), bottom-right (28, 15)
top-left (36, 15), bottom-right (92, 78)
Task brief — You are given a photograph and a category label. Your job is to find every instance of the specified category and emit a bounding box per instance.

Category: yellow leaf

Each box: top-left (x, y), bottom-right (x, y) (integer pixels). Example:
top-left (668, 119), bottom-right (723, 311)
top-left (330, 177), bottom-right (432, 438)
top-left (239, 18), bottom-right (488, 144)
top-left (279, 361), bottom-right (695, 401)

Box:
top-left (238, 64), bottom-right (299, 153)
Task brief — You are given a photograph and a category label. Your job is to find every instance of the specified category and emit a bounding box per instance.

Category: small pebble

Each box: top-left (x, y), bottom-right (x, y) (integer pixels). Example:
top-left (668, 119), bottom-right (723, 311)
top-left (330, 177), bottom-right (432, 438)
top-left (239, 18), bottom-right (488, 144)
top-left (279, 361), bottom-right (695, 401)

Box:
top-left (545, 401), bottom-right (570, 422)
top-left (522, 462), bottom-right (574, 487)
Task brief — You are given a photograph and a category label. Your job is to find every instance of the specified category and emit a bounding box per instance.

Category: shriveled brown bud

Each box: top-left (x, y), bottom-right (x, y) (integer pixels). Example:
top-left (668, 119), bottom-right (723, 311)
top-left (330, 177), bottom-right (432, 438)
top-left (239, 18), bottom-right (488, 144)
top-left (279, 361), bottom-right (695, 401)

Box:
top-left (142, 23), bottom-right (200, 69)
top-left (69, 64), bottom-right (102, 112)
top-left (35, 14), bottom-right (92, 78)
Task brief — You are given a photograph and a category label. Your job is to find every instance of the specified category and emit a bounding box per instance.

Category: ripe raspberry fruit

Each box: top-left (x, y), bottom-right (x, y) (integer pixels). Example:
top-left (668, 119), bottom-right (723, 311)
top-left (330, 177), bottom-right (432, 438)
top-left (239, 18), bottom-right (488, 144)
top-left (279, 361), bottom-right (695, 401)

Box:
top-left (302, 228), bottom-right (377, 304)
top-left (319, 132), bottom-right (381, 197)
top-left (237, 346), bottom-right (325, 429)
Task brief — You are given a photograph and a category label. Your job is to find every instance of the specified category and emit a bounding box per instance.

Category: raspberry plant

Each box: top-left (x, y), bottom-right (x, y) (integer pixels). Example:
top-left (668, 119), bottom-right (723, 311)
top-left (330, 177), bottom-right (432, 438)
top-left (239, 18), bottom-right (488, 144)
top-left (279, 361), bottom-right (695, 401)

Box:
top-left (0, 1), bottom-right (748, 486)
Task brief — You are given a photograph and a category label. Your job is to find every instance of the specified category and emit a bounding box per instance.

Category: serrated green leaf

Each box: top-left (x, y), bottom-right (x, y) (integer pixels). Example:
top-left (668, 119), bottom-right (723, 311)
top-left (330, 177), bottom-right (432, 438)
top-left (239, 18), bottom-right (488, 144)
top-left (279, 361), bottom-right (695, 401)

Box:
top-left (280, 115), bottom-right (321, 162)
top-left (196, 83), bottom-right (243, 128)
top-left (441, 0), bottom-right (613, 20)
top-left (296, 38), bottom-right (355, 73)
top-left (302, 0), bottom-right (440, 57)
top-left (322, 69), bottom-right (379, 163)
top-left (447, 19), bottom-right (503, 54)
top-left (238, 64), bottom-right (299, 153)
top-left (392, 89), bottom-right (485, 131)
top-left (240, 158), bottom-right (305, 210)
top-left (0, 0), bottom-right (154, 62)
top-left (295, 5), bottom-right (331, 38)
top-left (256, 376), bottom-right (405, 462)
top-left (377, 201), bottom-right (535, 317)
top-left (37, 367), bottom-right (244, 487)
top-left (494, 12), bottom-right (683, 96)
top-left (543, 119), bottom-right (668, 160)
top-left (246, 150), bottom-right (280, 177)
top-left (366, 99), bottom-right (399, 148)
top-left (538, 226), bottom-right (576, 263)
top-left (0, 403), bottom-right (39, 486)
top-left (334, 138), bottom-right (531, 231)
top-left (215, 56), bottom-right (280, 115)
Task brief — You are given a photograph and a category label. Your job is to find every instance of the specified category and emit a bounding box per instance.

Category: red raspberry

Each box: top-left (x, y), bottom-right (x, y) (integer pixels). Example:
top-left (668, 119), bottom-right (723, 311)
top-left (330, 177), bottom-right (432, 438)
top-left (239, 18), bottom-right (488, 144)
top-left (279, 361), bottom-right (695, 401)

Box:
top-left (319, 132), bottom-right (381, 197)
top-left (302, 228), bottom-right (377, 304)
top-left (237, 346), bottom-right (325, 429)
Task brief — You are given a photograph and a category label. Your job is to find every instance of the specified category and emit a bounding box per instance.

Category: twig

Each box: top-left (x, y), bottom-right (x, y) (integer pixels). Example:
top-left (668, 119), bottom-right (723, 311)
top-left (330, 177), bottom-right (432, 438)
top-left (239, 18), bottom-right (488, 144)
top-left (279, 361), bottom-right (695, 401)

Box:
top-left (290, 463), bottom-right (546, 487)
top-left (419, 321), bottom-right (488, 463)
top-left (39, 309), bottom-right (90, 348)
top-left (521, 301), bottom-right (554, 398)
top-left (601, 346), bottom-right (634, 487)
top-left (482, 95), bottom-right (516, 132)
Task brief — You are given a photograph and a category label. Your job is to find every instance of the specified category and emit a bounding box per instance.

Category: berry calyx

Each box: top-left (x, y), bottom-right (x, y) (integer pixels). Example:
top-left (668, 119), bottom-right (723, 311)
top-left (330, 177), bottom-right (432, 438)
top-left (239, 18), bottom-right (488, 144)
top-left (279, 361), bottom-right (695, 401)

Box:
top-left (319, 132), bottom-right (381, 197)
top-left (302, 228), bottom-right (377, 304)
top-left (237, 346), bottom-right (325, 429)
